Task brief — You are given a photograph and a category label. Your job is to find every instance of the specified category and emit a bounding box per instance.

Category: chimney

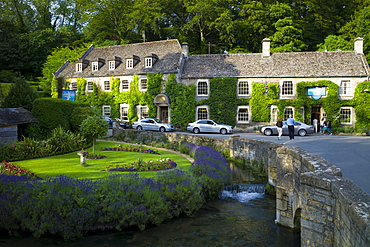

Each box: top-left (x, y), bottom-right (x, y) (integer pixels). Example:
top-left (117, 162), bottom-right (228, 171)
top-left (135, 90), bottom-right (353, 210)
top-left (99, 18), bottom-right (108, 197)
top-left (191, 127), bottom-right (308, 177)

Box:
top-left (262, 38), bottom-right (271, 58)
top-left (182, 42), bottom-right (189, 58)
top-left (354, 37), bottom-right (364, 54)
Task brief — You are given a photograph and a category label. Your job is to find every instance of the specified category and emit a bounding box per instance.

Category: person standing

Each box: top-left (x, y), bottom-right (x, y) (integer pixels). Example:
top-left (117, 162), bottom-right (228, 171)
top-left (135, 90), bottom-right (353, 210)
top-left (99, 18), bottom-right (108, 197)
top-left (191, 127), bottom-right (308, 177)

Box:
top-left (287, 115), bottom-right (295, 140)
top-left (327, 120), bottom-right (332, 135)
top-left (276, 117), bottom-right (283, 140)
top-left (313, 118), bottom-right (318, 133)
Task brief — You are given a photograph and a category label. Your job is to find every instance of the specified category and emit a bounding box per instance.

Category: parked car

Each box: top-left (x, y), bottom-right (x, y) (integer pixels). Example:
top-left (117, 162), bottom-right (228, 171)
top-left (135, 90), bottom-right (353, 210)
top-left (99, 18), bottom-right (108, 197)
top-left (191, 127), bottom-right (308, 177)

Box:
top-left (116, 117), bottom-right (131, 129)
top-left (260, 121), bottom-right (314, 136)
top-left (103, 116), bottom-right (113, 128)
top-left (187, 119), bottom-right (234, 134)
top-left (132, 118), bottom-right (174, 132)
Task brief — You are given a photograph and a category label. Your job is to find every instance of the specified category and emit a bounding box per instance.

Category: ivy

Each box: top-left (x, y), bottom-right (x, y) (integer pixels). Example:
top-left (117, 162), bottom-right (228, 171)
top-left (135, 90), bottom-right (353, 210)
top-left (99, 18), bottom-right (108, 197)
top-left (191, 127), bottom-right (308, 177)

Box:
top-left (354, 81), bottom-right (370, 129)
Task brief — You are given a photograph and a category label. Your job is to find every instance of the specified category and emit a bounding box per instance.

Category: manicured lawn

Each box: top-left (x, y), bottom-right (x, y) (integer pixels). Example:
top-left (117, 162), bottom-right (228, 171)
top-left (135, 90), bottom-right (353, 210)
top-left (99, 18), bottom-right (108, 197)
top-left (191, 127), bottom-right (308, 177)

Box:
top-left (13, 141), bottom-right (192, 180)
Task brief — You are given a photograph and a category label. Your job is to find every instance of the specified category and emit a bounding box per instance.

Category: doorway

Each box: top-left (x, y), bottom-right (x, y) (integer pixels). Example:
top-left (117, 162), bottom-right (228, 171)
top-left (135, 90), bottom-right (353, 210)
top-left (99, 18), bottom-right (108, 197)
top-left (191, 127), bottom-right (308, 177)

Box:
top-left (311, 106), bottom-right (321, 133)
top-left (160, 106), bottom-right (169, 123)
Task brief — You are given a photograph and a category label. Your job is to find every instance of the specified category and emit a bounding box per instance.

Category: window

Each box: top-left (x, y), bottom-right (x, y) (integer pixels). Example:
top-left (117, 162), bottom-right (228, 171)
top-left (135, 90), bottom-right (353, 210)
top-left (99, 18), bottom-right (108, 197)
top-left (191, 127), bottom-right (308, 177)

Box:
top-left (87, 82), bottom-right (94, 91)
top-left (126, 59), bottom-right (133, 69)
top-left (238, 80), bottom-right (249, 96)
top-left (70, 82), bottom-right (77, 91)
top-left (145, 57), bottom-right (152, 68)
top-left (121, 80), bottom-right (129, 91)
top-left (120, 104), bottom-right (129, 121)
top-left (102, 105), bottom-right (111, 117)
top-left (196, 105), bottom-right (209, 120)
top-left (197, 81), bottom-right (208, 96)
top-left (138, 106), bottom-right (148, 119)
top-left (76, 63), bottom-right (82, 72)
top-left (237, 106), bottom-right (250, 123)
top-left (104, 81), bottom-right (110, 91)
top-left (284, 107), bottom-right (294, 120)
top-left (281, 81), bottom-right (293, 95)
top-left (109, 61), bottom-right (115, 70)
top-left (340, 107), bottom-right (352, 124)
top-left (340, 80), bottom-right (352, 95)
top-left (92, 62), bottom-right (98, 71)
top-left (140, 79), bottom-right (147, 91)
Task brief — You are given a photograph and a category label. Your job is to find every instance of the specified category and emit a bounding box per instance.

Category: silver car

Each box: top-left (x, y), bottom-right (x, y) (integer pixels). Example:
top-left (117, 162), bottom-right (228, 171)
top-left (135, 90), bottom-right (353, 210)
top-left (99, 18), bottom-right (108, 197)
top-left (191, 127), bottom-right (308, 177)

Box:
top-left (133, 118), bottom-right (174, 132)
top-left (187, 119), bottom-right (233, 135)
top-left (260, 121), bottom-right (314, 136)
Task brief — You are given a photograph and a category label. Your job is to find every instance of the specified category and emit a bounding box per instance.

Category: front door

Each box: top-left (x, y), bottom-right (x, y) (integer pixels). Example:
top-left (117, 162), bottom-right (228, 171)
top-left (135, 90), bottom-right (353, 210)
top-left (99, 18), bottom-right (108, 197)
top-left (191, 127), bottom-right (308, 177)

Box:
top-left (311, 106), bottom-right (321, 132)
top-left (160, 106), bottom-right (168, 123)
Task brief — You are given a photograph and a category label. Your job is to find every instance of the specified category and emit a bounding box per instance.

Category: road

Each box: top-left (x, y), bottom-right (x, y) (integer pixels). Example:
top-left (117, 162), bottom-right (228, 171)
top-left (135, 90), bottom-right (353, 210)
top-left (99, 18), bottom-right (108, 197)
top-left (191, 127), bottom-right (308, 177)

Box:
top-left (181, 131), bottom-right (370, 195)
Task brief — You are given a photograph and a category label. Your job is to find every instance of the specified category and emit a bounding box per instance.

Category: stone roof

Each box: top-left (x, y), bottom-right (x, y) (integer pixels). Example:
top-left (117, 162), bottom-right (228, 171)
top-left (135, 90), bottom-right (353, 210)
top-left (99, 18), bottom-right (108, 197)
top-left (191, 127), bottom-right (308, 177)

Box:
top-left (55, 39), bottom-right (183, 78)
top-left (181, 51), bottom-right (370, 78)
top-left (0, 107), bottom-right (38, 127)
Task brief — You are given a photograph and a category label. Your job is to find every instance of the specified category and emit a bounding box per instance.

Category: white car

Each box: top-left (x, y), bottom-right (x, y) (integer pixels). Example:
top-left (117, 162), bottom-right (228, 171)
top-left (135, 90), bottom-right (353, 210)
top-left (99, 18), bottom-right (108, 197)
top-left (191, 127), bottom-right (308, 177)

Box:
top-left (132, 118), bottom-right (174, 132)
top-left (260, 121), bottom-right (314, 136)
top-left (187, 119), bottom-right (233, 135)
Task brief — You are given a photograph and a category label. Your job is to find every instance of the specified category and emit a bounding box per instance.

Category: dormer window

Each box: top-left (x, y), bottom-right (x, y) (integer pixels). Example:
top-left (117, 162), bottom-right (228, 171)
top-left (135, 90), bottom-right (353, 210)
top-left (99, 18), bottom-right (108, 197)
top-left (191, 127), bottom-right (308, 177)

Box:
top-left (92, 62), bottom-right (98, 71)
top-left (76, 63), bottom-right (82, 72)
top-left (145, 57), bottom-right (152, 68)
top-left (108, 61), bottom-right (115, 70)
top-left (126, 59), bottom-right (133, 69)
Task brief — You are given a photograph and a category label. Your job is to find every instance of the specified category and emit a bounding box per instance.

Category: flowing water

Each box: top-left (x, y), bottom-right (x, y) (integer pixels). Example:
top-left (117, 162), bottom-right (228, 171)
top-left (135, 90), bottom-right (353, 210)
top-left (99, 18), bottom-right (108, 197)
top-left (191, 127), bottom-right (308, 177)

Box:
top-left (0, 164), bottom-right (300, 247)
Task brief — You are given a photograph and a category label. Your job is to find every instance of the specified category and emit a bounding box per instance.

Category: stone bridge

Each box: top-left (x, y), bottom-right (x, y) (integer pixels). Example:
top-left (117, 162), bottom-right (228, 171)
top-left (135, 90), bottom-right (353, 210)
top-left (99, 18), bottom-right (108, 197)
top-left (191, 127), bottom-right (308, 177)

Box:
top-left (115, 129), bottom-right (370, 246)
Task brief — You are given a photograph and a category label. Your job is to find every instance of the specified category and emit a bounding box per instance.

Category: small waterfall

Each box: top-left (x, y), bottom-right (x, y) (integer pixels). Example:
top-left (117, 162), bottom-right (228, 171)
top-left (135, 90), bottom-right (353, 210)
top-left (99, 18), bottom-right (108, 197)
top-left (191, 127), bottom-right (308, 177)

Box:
top-left (220, 182), bottom-right (266, 203)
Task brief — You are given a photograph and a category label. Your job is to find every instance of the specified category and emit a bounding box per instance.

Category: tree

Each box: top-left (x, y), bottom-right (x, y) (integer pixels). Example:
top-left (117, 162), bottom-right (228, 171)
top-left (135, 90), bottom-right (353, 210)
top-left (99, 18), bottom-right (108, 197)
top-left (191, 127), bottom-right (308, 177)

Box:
top-left (79, 115), bottom-right (108, 155)
top-left (316, 35), bottom-right (352, 51)
top-left (0, 77), bottom-right (39, 111)
top-left (356, 6), bottom-right (370, 62)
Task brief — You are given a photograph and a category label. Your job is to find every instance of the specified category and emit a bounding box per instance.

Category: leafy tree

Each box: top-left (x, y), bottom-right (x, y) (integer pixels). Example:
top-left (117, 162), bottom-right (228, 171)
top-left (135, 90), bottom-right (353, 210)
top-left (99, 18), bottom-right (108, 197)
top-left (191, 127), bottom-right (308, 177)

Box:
top-left (316, 35), bottom-right (352, 51)
top-left (80, 115), bottom-right (108, 155)
top-left (0, 77), bottom-right (39, 111)
top-left (356, 6), bottom-right (370, 62)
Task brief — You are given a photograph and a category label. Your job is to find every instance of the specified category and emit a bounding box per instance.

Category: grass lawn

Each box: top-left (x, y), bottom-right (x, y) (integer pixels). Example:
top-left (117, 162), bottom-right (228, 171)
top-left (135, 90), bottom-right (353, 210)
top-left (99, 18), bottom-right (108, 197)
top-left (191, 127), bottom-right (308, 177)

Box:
top-left (13, 141), bottom-right (192, 180)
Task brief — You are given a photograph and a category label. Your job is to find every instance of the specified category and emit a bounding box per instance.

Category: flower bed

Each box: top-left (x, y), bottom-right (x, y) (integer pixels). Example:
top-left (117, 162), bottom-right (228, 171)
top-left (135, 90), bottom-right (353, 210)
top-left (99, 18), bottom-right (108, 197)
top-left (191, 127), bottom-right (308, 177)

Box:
top-left (106, 158), bottom-right (177, 172)
top-left (101, 145), bottom-right (160, 154)
top-left (0, 161), bottom-right (38, 180)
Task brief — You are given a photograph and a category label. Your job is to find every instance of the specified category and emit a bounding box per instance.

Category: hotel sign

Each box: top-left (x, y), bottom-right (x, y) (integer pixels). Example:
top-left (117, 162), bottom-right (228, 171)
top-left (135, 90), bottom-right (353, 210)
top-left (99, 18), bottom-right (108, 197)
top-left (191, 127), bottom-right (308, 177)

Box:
top-left (307, 87), bottom-right (326, 100)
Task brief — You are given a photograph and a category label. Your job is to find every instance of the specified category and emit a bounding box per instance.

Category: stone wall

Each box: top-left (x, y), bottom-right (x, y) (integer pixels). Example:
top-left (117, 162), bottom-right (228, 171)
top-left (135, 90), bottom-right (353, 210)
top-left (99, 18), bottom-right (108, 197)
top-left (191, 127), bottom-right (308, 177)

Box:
top-left (113, 129), bottom-right (370, 246)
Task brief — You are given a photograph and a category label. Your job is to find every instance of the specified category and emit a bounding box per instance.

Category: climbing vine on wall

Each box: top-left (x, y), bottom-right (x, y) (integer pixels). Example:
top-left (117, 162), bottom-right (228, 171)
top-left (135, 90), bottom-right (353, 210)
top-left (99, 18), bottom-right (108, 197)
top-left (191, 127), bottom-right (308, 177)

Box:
top-left (353, 80), bottom-right (370, 129)
top-left (249, 83), bottom-right (279, 122)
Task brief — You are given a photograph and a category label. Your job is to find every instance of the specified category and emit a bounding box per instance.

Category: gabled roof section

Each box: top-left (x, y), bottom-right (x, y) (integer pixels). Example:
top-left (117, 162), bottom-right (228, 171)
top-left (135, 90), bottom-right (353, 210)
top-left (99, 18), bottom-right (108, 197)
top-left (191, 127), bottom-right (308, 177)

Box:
top-left (0, 107), bottom-right (38, 127)
top-left (182, 51), bottom-right (370, 78)
top-left (55, 40), bottom-right (182, 78)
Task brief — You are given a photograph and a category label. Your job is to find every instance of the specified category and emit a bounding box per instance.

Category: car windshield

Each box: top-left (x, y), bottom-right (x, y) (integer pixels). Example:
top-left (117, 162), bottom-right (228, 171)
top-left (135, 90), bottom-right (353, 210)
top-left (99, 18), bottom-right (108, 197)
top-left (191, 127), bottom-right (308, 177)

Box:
top-left (154, 118), bottom-right (163, 123)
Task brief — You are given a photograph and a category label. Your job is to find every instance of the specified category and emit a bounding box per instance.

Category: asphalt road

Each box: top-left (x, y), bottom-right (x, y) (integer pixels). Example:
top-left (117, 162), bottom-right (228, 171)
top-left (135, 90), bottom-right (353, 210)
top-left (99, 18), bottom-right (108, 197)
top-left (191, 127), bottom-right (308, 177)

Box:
top-left (182, 131), bottom-right (370, 195)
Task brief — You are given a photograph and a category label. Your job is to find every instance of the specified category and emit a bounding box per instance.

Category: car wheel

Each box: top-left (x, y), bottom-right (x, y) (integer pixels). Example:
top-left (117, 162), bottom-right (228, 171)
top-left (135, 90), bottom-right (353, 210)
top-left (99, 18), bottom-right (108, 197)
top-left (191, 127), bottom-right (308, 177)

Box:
top-left (298, 129), bottom-right (307, 136)
top-left (193, 128), bottom-right (200, 134)
top-left (264, 128), bottom-right (273, 136)
top-left (137, 126), bottom-right (143, 131)
top-left (220, 128), bottom-right (227, 135)
top-left (159, 127), bottom-right (165, 132)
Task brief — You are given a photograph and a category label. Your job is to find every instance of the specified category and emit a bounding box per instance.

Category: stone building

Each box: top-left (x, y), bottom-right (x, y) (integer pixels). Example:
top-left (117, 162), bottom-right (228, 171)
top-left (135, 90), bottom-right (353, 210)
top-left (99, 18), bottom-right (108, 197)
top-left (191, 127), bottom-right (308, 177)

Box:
top-left (54, 38), bottom-right (370, 129)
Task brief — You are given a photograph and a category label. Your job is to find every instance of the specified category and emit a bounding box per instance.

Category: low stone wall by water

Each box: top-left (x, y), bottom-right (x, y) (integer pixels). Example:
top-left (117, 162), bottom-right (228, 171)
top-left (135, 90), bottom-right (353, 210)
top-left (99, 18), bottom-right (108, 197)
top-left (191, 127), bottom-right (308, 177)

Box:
top-left (113, 129), bottom-right (370, 246)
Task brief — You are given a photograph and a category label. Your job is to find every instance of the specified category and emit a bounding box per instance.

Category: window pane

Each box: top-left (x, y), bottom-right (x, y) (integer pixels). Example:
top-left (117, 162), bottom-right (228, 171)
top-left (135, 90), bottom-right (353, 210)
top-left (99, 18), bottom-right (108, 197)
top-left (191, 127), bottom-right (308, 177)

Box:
top-left (126, 59), bottom-right (133, 69)
top-left (87, 82), bottom-right (93, 91)
top-left (103, 106), bottom-right (111, 116)
top-left (140, 79), bottom-right (147, 90)
top-left (197, 107), bottom-right (208, 120)
top-left (141, 107), bottom-right (148, 119)
top-left (238, 81), bottom-right (249, 95)
top-left (145, 58), bottom-right (152, 67)
top-left (121, 80), bottom-right (129, 90)
top-left (282, 81), bottom-right (293, 95)
top-left (104, 81), bottom-right (110, 91)
top-left (340, 108), bottom-right (351, 123)
top-left (109, 61), bottom-right (115, 70)
top-left (238, 108), bottom-right (249, 122)
top-left (198, 81), bottom-right (208, 95)
top-left (284, 108), bottom-right (293, 120)
top-left (340, 80), bottom-right (351, 95)
top-left (92, 62), bottom-right (98, 71)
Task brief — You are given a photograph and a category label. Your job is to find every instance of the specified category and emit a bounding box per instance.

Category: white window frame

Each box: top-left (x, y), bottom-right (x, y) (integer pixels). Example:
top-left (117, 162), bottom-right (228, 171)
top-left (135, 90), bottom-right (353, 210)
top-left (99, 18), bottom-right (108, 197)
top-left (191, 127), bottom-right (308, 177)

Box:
top-left (339, 80), bottom-right (352, 96)
top-left (196, 105), bottom-right (209, 120)
top-left (76, 63), bottom-right (82, 72)
top-left (339, 107), bottom-right (352, 125)
top-left (270, 105), bottom-right (279, 123)
top-left (238, 80), bottom-right (249, 96)
top-left (280, 80), bottom-right (294, 96)
top-left (126, 59), bottom-right (133, 69)
top-left (92, 62), bottom-right (99, 71)
top-left (102, 105), bottom-right (111, 117)
top-left (137, 105), bottom-right (148, 119)
top-left (70, 81), bottom-right (77, 91)
top-left (109, 61), bottom-right (115, 70)
top-left (284, 107), bottom-right (294, 120)
top-left (237, 105), bottom-right (250, 123)
top-left (197, 80), bottom-right (209, 96)
top-left (145, 57), bottom-right (152, 68)
top-left (104, 81), bottom-right (111, 91)
top-left (139, 78), bottom-right (147, 91)
top-left (121, 80), bottom-right (130, 91)
top-left (87, 82), bottom-right (94, 92)
top-left (120, 104), bottom-right (129, 121)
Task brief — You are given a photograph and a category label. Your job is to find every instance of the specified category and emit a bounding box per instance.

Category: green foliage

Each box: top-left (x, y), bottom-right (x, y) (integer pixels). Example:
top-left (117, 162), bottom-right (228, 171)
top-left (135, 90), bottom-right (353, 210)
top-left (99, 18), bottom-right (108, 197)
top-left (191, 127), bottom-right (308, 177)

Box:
top-left (29, 98), bottom-right (91, 139)
top-left (46, 127), bottom-right (85, 154)
top-left (0, 77), bottom-right (39, 111)
top-left (80, 115), bottom-right (109, 154)
top-left (317, 35), bottom-right (352, 51)
top-left (249, 83), bottom-right (277, 122)
top-left (353, 81), bottom-right (370, 129)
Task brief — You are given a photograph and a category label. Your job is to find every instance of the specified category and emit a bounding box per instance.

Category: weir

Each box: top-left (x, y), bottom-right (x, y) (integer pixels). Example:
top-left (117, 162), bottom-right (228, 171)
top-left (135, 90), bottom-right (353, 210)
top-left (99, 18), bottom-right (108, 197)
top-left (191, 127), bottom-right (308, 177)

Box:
top-left (117, 130), bottom-right (370, 246)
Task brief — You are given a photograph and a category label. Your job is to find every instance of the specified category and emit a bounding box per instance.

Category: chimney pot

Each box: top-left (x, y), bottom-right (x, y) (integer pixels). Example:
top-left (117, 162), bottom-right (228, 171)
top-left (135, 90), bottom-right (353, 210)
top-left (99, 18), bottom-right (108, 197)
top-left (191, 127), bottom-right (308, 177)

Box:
top-left (262, 38), bottom-right (271, 58)
top-left (354, 37), bottom-right (364, 54)
top-left (182, 43), bottom-right (189, 58)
